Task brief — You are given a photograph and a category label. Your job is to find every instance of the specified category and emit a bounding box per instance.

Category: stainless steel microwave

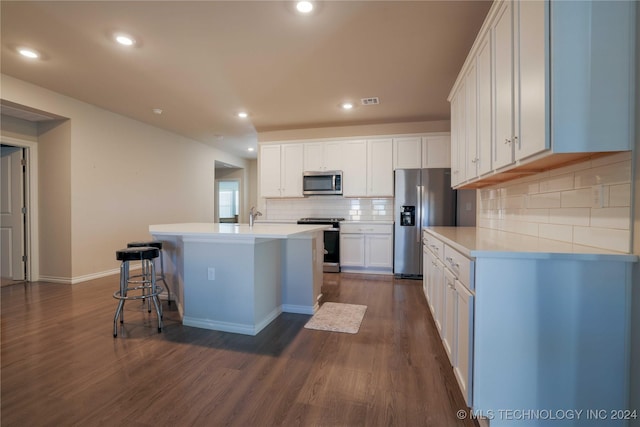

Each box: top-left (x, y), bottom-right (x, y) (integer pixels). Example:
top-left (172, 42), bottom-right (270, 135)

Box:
top-left (303, 171), bottom-right (343, 196)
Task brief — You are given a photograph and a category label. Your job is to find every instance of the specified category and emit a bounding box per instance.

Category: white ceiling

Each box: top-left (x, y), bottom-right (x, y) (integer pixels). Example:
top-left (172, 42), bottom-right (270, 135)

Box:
top-left (0, 1), bottom-right (491, 159)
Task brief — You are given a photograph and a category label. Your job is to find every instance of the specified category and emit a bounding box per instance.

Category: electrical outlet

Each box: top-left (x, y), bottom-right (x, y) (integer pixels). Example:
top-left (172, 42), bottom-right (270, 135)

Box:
top-left (207, 267), bottom-right (215, 281)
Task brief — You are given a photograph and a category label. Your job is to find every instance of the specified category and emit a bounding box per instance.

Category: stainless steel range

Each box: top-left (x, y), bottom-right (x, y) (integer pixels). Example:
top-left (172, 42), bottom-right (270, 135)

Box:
top-left (296, 217), bottom-right (344, 273)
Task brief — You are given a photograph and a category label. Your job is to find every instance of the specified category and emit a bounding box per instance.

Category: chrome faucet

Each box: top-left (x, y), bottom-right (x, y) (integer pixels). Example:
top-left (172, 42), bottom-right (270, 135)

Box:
top-left (249, 206), bottom-right (262, 227)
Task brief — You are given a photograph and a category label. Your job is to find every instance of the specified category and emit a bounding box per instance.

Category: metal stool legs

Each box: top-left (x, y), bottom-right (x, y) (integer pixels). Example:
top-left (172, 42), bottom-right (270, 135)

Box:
top-left (113, 254), bottom-right (163, 337)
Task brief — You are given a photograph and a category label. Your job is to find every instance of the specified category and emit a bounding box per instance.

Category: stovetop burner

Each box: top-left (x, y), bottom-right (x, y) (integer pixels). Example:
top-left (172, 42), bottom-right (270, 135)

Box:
top-left (297, 217), bottom-right (345, 224)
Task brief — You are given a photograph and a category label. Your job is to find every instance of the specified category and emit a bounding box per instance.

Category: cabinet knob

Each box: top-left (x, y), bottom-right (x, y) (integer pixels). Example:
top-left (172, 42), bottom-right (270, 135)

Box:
top-left (471, 158), bottom-right (478, 163)
top-left (504, 138), bottom-right (511, 145)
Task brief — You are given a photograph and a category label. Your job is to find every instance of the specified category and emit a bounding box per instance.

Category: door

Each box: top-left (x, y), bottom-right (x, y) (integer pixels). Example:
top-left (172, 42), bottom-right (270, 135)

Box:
top-left (393, 169), bottom-right (421, 275)
top-left (1, 145), bottom-right (26, 281)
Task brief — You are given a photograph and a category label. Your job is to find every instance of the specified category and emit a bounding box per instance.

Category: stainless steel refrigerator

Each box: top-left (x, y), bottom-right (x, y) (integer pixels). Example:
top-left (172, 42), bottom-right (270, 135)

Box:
top-left (393, 168), bottom-right (457, 277)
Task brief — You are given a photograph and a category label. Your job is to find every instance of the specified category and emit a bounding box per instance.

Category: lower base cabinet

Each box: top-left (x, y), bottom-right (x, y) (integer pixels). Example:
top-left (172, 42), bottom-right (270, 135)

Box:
top-left (423, 233), bottom-right (475, 406)
top-left (424, 228), bottom-right (636, 426)
top-left (340, 223), bottom-right (393, 274)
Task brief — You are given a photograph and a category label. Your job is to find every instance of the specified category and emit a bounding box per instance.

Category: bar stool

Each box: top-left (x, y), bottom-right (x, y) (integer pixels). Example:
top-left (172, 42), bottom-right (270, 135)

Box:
top-left (113, 247), bottom-right (163, 337)
top-left (127, 240), bottom-right (171, 305)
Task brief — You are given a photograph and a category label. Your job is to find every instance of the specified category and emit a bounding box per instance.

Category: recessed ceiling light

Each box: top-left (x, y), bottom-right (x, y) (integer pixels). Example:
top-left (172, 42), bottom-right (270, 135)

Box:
top-left (18, 48), bottom-right (39, 59)
top-left (296, 1), bottom-right (314, 13)
top-left (152, 108), bottom-right (163, 115)
top-left (115, 34), bottom-right (135, 46)
top-left (248, 147), bottom-right (255, 152)
top-left (341, 103), bottom-right (354, 110)
top-left (237, 112), bottom-right (249, 118)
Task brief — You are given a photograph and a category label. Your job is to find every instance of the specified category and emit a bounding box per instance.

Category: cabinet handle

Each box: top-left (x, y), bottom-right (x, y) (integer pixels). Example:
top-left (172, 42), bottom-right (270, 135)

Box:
top-left (445, 256), bottom-right (459, 269)
top-left (504, 138), bottom-right (511, 145)
top-left (471, 158), bottom-right (478, 163)
top-left (430, 244), bottom-right (439, 251)
top-left (448, 282), bottom-right (456, 290)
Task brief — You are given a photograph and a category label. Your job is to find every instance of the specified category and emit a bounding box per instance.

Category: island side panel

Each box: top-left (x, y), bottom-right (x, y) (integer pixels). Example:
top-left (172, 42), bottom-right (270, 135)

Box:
top-left (182, 238), bottom-right (258, 334)
top-left (474, 257), bottom-right (631, 426)
top-left (253, 238), bottom-right (283, 332)
top-left (151, 235), bottom-right (185, 318)
top-left (282, 231), bottom-right (323, 314)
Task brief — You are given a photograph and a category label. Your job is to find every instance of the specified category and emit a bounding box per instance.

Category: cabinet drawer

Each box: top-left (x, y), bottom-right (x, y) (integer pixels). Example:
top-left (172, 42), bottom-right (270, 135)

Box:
top-left (423, 232), bottom-right (444, 259)
top-left (341, 223), bottom-right (392, 235)
top-left (444, 245), bottom-right (474, 290)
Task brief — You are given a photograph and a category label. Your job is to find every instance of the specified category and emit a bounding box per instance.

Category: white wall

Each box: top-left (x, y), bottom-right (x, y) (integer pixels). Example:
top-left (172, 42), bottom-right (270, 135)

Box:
top-left (1, 74), bottom-right (249, 282)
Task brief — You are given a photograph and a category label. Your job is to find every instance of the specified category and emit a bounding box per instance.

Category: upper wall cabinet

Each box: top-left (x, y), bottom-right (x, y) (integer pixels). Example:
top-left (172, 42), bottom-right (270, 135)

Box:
top-left (394, 135), bottom-right (451, 170)
top-left (303, 141), bottom-right (342, 172)
top-left (367, 139), bottom-right (394, 197)
top-left (393, 137), bottom-right (422, 169)
top-left (448, 0), bottom-right (635, 188)
top-left (259, 143), bottom-right (304, 198)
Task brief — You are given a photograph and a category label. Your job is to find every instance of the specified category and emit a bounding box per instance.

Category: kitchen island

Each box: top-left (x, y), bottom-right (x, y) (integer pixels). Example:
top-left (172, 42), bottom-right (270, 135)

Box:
top-left (149, 223), bottom-right (328, 335)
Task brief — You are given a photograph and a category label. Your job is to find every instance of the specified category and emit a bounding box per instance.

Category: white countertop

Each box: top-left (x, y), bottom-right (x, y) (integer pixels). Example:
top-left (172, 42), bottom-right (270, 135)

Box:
top-left (150, 223), bottom-right (329, 239)
top-left (425, 226), bottom-right (638, 262)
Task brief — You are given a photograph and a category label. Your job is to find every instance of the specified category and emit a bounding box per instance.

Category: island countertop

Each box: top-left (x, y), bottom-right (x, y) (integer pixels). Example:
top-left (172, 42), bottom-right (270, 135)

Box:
top-left (149, 222), bottom-right (329, 239)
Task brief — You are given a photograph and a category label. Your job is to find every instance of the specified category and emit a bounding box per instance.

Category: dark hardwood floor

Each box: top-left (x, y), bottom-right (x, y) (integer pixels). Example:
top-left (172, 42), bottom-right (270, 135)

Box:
top-left (1, 272), bottom-right (476, 427)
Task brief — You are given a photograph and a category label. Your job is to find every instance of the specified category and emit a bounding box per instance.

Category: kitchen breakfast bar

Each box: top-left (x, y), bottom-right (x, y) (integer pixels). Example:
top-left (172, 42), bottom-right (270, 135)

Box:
top-left (149, 223), bottom-right (328, 335)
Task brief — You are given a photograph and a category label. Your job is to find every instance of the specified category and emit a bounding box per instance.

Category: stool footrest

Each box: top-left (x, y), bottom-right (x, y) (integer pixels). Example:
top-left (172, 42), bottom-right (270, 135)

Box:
top-left (113, 285), bottom-right (164, 301)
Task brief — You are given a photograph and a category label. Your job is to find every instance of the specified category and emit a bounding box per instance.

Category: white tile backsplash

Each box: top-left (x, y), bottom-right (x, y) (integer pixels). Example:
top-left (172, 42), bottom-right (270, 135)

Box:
top-left (265, 197), bottom-right (394, 221)
top-left (609, 184), bottom-right (631, 207)
top-left (479, 152), bottom-right (632, 252)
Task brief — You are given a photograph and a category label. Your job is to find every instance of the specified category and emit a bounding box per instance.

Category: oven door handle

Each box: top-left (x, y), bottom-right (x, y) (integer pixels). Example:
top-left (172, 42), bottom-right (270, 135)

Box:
top-left (326, 227), bottom-right (339, 232)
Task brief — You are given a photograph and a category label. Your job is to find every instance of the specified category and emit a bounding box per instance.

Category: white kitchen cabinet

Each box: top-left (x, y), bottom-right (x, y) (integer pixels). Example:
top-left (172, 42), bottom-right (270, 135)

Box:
top-left (454, 278), bottom-right (474, 405)
top-left (464, 62), bottom-right (478, 180)
top-left (449, 87), bottom-right (465, 187)
top-left (449, 0), bottom-right (634, 188)
top-left (515, 0), bottom-right (547, 161)
top-left (475, 32), bottom-right (492, 176)
top-left (365, 234), bottom-right (393, 268)
top-left (492, 0), bottom-right (515, 170)
top-left (443, 268), bottom-right (457, 365)
top-left (493, 0), bottom-right (547, 168)
top-left (395, 135), bottom-right (451, 170)
top-left (341, 223), bottom-right (393, 273)
top-left (367, 139), bottom-right (394, 197)
top-left (393, 137), bottom-right (422, 169)
top-left (426, 252), bottom-right (443, 318)
top-left (422, 229), bottom-right (475, 406)
top-left (339, 234), bottom-right (365, 267)
top-left (341, 140), bottom-right (367, 197)
top-left (259, 145), bottom-right (283, 198)
top-left (422, 244), bottom-right (429, 299)
top-left (259, 143), bottom-right (303, 198)
top-left (421, 136), bottom-right (450, 169)
top-left (303, 141), bottom-right (343, 171)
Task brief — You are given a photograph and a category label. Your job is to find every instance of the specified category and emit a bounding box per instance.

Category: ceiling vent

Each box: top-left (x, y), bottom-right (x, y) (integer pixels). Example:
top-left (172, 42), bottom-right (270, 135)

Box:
top-left (360, 97), bottom-right (380, 106)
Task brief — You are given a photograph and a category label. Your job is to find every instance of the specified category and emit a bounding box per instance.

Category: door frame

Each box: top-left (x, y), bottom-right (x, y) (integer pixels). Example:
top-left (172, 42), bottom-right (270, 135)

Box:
top-left (1, 135), bottom-right (39, 282)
